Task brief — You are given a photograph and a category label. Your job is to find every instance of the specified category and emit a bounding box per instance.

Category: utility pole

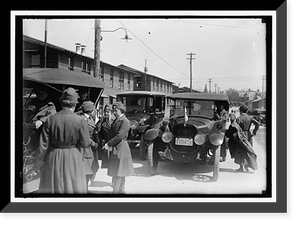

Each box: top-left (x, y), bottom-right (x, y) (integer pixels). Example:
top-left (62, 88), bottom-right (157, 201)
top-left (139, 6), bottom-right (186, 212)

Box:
top-left (187, 53), bottom-right (195, 93)
top-left (144, 59), bottom-right (148, 91)
top-left (208, 78), bottom-right (212, 93)
top-left (44, 19), bottom-right (48, 68)
top-left (94, 19), bottom-right (101, 79)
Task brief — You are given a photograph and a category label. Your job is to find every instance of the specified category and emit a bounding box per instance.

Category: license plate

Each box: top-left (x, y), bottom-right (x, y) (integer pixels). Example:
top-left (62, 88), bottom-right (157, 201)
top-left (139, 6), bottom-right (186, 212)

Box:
top-left (175, 137), bottom-right (193, 146)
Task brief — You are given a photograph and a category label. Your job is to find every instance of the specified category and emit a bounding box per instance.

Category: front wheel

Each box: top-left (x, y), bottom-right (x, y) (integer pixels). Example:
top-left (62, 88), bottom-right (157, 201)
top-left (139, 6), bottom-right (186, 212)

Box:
top-left (213, 146), bottom-right (221, 181)
top-left (147, 142), bottom-right (158, 175)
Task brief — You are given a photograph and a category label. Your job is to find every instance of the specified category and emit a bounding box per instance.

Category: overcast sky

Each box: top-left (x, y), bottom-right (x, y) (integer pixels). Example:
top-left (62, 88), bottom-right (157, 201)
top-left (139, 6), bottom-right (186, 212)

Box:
top-left (23, 17), bottom-right (266, 92)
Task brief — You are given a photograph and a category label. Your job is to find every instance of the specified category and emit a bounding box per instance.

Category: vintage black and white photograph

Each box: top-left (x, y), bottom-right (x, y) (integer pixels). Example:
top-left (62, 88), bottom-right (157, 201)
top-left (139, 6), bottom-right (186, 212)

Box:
top-left (19, 15), bottom-right (270, 197)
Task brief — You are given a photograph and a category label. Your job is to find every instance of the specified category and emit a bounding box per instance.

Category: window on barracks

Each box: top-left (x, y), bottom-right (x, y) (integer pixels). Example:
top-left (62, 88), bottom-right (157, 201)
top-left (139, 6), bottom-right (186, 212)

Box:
top-left (30, 54), bottom-right (40, 68)
top-left (127, 74), bottom-right (131, 90)
top-left (119, 71), bottom-right (124, 89)
top-left (136, 77), bottom-right (142, 89)
top-left (110, 68), bottom-right (114, 87)
top-left (100, 63), bottom-right (104, 82)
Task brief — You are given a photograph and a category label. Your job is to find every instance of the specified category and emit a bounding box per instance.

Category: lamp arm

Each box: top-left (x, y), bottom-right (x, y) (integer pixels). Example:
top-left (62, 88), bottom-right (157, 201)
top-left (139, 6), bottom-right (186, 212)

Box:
top-left (101, 27), bottom-right (128, 36)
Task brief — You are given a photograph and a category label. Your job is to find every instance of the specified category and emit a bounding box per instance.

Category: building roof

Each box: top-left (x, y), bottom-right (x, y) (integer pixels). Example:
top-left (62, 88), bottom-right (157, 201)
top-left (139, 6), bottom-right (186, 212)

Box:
top-left (23, 35), bottom-right (136, 74)
top-left (118, 64), bottom-right (173, 84)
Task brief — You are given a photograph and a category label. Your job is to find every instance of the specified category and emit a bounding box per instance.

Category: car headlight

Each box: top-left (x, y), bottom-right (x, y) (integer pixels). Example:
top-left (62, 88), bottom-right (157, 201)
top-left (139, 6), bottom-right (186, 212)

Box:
top-left (194, 133), bottom-right (206, 145)
top-left (209, 133), bottom-right (224, 146)
top-left (130, 120), bottom-right (139, 130)
top-left (162, 132), bottom-right (173, 143)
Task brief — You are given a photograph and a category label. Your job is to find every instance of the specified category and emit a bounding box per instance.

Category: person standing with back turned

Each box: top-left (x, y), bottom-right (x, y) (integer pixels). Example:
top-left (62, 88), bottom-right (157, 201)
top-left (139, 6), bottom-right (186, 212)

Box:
top-left (236, 104), bottom-right (260, 146)
top-left (32, 87), bottom-right (90, 194)
top-left (102, 101), bottom-right (134, 194)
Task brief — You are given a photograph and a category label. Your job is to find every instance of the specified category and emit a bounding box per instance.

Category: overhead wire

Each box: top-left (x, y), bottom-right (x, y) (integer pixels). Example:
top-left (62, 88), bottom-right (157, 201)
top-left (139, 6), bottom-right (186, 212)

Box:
top-left (117, 20), bottom-right (202, 89)
top-left (115, 19), bottom-right (262, 90)
top-left (106, 20), bottom-right (186, 81)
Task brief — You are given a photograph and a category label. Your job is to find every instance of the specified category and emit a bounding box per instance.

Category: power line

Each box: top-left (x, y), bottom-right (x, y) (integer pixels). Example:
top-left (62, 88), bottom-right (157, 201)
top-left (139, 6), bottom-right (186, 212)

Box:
top-left (117, 20), bottom-right (203, 90)
top-left (118, 21), bottom-right (188, 78)
top-left (169, 19), bottom-right (266, 31)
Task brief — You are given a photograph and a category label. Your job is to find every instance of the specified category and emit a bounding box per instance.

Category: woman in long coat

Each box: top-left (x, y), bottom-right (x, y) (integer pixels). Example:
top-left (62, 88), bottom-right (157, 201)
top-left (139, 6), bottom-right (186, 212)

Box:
top-left (225, 114), bottom-right (258, 172)
top-left (103, 102), bottom-right (134, 194)
top-left (78, 101), bottom-right (100, 188)
top-left (96, 104), bottom-right (115, 169)
top-left (33, 87), bottom-right (90, 194)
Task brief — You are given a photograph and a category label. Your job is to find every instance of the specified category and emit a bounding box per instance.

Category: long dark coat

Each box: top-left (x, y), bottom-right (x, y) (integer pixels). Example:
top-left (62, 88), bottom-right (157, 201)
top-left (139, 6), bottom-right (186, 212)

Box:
top-left (106, 114), bottom-right (134, 177)
top-left (225, 122), bottom-right (258, 171)
top-left (96, 117), bottom-right (114, 168)
top-left (79, 114), bottom-right (100, 176)
top-left (34, 108), bottom-right (90, 194)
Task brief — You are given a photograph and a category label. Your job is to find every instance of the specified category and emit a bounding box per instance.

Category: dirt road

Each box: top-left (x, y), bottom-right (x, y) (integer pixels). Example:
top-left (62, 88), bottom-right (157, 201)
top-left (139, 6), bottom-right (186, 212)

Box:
top-left (89, 134), bottom-right (267, 196)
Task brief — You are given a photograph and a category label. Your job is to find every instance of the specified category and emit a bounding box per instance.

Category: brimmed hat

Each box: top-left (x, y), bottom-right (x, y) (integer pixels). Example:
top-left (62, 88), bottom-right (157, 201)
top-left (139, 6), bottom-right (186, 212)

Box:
top-left (113, 101), bottom-right (125, 111)
top-left (82, 101), bottom-right (95, 112)
top-left (239, 104), bottom-right (248, 113)
top-left (59, 87), bottom-right (78, 103)
top-left (104, 104), bottom-right (113, 111)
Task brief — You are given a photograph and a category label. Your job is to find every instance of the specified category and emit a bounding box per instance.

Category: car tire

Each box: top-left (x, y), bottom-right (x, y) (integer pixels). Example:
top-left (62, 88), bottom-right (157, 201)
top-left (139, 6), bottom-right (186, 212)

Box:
top-left (139, 134), bottom-right (148, 160)
top-left (147, 142), bottom-right (158, 175)
top-left (213, 146), bottom-right (221, 181)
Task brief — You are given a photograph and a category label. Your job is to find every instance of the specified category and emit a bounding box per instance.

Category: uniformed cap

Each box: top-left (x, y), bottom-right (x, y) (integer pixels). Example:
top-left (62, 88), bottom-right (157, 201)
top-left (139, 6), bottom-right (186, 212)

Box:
top-left (113, 101), bottom-right (125, 111)
top-left (82, 101), bottom-right (95, 112)
top-left (59, 87), bottom-right (78, 103)
top-left (239, 104), bottom-right (248, 113)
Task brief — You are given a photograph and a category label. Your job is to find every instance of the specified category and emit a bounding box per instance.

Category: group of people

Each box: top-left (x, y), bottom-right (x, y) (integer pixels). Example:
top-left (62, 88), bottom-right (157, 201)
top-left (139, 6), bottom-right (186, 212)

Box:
top-left (25, 86), bottom-right (261, 194)
top-left (29, 87), bottom-right (134, 194)
top-left (217, 104), bottom-right (260, 173)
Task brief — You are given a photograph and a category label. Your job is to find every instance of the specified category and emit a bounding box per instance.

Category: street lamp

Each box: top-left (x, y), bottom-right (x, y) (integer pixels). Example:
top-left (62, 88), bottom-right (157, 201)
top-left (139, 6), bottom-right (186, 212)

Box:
top-left (100, 27), bottom-right (132, 42)
top-left (94, 19), bottom-right (132, 79)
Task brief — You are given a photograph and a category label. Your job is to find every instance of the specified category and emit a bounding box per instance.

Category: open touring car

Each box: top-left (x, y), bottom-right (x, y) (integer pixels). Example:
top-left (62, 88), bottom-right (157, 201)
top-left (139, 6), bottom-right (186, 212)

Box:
top-left (144, 92), bottom-right (230, 181)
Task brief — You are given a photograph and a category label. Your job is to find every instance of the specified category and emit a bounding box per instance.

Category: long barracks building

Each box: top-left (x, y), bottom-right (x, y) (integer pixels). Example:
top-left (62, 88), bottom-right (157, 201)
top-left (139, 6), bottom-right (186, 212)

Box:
top-left (23, 35), bottom-right (174, 110)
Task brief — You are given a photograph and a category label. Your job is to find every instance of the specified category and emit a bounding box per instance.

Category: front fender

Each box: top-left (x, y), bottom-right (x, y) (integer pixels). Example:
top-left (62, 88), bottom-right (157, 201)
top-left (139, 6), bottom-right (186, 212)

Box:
top-left (145, 128), bottom-right (160, 141)
top-left (209, 133), bottom-right (225, 146)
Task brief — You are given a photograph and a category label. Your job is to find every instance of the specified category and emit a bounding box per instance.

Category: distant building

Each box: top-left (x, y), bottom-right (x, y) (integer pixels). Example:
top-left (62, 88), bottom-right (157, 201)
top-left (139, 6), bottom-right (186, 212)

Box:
top-left (172, 85), bottom-right (201, 93)
top-left (118, 64), bottom-right (173, 95)
top-left (239, 89), bottom-right (262, 101)
top-left (245, 97), bottom-right (266, 111)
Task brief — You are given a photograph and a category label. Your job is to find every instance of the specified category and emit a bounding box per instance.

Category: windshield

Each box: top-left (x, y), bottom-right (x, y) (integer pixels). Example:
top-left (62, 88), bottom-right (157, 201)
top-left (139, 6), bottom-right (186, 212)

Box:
top-left (119, 95), bottom-right (165, 114)
top-left (170, 99), bottom-right (215, 119)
